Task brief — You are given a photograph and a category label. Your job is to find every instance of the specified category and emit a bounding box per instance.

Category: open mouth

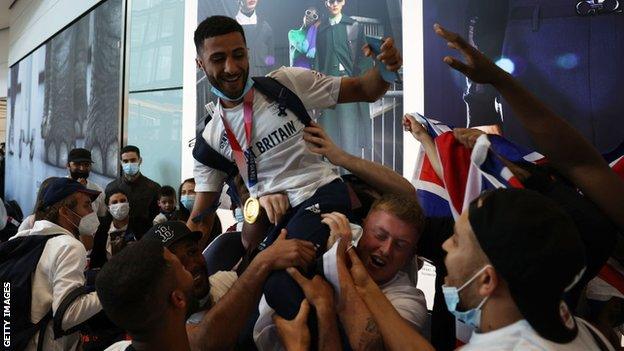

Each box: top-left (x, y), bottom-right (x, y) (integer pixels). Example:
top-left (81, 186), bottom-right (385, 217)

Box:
top-left (222, 75), bottom-right (242, 84)
top-left (370, 255), bottom-right (387, 268)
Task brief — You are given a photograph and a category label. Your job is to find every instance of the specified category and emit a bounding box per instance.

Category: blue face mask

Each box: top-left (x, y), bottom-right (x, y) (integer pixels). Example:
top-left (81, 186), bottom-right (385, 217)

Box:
top-left (210, 76), bottom-right (254, 102)
top-left (180, 195), bottom-right (196, 211)
top-left (234, 208), bottom-right (244, 223)
top-left (442, 265), bottom-right (491, 329)
top-left (122, 162), bottom-right (140, 176)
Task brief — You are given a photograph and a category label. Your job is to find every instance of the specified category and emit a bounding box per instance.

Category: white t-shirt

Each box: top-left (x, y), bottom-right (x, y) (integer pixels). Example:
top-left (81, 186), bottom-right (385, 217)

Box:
top-left (86, 179), bottom-right (107, 217)
top-left (461, 318), bottom-right (613, 351)
top-left (194, 67), bottom-right (341, 207)
top-left (379, 271), bottom-right (428, 331)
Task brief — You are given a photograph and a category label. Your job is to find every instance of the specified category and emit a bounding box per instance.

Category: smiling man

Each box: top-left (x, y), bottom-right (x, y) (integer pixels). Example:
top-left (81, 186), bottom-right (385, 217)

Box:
top-left (254, 194), bottom-right (428, 351)
top-left (189, 14), bottom-right (401, 322)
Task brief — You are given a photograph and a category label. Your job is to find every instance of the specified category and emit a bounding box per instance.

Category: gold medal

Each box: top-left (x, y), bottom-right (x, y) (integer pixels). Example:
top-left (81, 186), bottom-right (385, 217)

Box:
top-left (244, 197), bottom-right (260, 224)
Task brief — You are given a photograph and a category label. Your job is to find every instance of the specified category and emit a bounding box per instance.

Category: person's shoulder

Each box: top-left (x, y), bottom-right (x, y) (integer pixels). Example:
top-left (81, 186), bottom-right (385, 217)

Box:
top-left (267, 66), bottom-right (332, 87)
top-left (106, 178), bottom-right (121, 191)
top-left (87, 179), bottom-right (104, 192)
top-left (140, 175), bottom-right (161, 189)
top-left (104, 340), bottom-right (132, 351)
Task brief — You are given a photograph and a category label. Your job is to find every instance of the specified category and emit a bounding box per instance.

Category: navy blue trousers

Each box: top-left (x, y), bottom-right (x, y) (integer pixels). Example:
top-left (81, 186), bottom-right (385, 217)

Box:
top-left (260, 179), bottom-right (351, 320)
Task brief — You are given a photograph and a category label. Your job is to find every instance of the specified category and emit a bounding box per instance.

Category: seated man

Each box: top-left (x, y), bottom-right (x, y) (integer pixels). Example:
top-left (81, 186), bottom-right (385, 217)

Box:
top-left (96, 239), bottom-right (194, 351)
top-left (255, 193), bottom-right (429, 350)
top-left (142, 221), bottom-right (318, 351)
top-left (189, 14), bottom-right (402, 321)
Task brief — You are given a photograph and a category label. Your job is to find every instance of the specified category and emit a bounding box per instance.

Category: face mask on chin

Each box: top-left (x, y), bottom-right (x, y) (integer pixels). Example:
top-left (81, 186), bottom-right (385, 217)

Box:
top-left (442, 265), bottom-right (491, 329)
top-left (209, 75), bottom-right (254, 102)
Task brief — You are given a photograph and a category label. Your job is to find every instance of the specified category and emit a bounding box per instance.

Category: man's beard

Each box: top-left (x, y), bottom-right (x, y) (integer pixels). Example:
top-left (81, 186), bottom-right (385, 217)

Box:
top-left (206, 70), bottom-right (249, 100)
top-left (70, 170), bottom-right (89, 180)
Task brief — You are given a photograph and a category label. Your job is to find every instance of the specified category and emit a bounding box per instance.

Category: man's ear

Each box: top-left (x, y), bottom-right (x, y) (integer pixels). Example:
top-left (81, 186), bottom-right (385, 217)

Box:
top-left (138, 157), bottom-right (143, 166)
top-left (170, 290), bottom-right (187, 310)
top-left (195, 58), bottom-right (204, 70)
top-left (478, 265), bottom-right (498, 297)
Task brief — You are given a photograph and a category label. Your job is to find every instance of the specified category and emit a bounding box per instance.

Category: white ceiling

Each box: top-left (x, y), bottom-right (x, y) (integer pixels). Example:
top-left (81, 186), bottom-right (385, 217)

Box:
top-left (0, 0), bottom-right (12, 30)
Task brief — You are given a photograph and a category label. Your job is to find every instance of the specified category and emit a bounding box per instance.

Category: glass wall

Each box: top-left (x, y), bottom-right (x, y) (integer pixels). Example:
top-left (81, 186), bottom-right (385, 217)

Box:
top-left (127, 0), bottom-right (184, 189)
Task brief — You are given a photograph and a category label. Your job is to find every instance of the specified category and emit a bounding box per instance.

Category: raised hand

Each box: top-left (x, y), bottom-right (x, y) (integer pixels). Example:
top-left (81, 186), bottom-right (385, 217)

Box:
top-left (363, 37), bottom-right (403, 72)
top-left (433, 23), bottom-right (508, 85)
top-left (402, 114), bottom-right (430, 142)
top-left (287, 267), bottom-right (336, 310)
top-left (273, 299), bottom-right (311, 351)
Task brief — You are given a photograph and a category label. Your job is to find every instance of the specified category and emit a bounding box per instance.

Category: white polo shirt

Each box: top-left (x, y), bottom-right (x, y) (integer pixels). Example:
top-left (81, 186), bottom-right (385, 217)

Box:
top-left (194, 67), bottom-right (341, 207)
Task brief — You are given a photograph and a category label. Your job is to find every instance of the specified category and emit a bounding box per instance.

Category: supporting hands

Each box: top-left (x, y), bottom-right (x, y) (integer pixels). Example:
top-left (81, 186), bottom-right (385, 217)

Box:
top-left (433, 23), bottom-right (507, 86)
top-left (362, 37), bottom-right (403, 72)
top-left (273, 300), bottom-right (311, 351)
top-left (287, 267), bottom-right (336, 311)
top-left (321, 212), bottom-right (352, 250)
top-left (303, 121), bottom-right (348, 166)
top-left (255, 229), bottom-right (317, 270)
top-left (259, 193), bottom-right (290, 224)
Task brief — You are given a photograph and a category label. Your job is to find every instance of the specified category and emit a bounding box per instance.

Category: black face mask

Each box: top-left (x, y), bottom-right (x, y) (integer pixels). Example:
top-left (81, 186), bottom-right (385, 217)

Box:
top-left (70, 170), bottom-right (90, 180)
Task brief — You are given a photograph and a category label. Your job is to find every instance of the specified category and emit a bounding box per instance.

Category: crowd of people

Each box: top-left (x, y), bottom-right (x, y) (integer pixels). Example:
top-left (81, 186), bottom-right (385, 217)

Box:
top-left (1, 14), bottom-right (623, 351)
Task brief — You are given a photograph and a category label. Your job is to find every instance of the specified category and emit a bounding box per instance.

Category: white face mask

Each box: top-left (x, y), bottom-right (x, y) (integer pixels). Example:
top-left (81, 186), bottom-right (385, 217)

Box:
top-left (64, 208), bottom-right (100, 236)
top-left (109, 202), bottom-right (130, 221)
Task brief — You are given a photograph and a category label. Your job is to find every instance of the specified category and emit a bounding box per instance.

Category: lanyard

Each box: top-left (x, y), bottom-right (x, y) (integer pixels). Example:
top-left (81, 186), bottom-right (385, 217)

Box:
top-left (220, 89), bottom-right (258, 190)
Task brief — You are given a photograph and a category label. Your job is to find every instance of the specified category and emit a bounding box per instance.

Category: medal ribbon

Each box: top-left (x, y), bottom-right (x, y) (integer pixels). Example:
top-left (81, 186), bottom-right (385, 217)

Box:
top-left (220, 89), bottom-right (258, 192)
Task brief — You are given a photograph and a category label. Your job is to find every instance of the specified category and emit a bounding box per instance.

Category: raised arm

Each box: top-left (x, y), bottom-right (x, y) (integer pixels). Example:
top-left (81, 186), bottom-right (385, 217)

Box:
top-left (285, 268), bottom-right (342, 351)
top-left (403, 114), bottom-right (443, 180)
top-left (346, 248), bottom-right (434, 351)
top-left (186, 191), bottom-right (220, 248)
top-left (188, 229), bottom-right (316, 351)
top-left (338, 37), bottom-right (401, 103)
top-left (304, 121), bottom-right (415, 197)
top-left (322, 213), bottom-right (384, 350)
top-left (434, 23), bottom-right (624, 230)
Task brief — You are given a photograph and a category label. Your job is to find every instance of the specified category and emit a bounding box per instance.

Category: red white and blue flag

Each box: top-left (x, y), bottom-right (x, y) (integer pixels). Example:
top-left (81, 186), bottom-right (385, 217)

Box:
top-left (411, 113), bottom-right (624, 342)
top-left (411, 113), bottom-right (544, 219)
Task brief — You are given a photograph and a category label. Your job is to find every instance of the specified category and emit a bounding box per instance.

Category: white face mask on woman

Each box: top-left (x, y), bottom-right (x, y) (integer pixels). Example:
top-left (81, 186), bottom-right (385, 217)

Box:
top-left (109, 202), bottom-right (130, 221)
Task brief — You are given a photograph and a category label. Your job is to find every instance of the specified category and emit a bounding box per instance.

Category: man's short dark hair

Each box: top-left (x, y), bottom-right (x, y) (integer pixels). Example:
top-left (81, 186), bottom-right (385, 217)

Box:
top-left (105, 187), bottom-right (129, 205)
top-left (96, 239), bottom-right (173, 334)
top-left (159, 185), bottom-right (176, 199)
top-left (120, 145), bottom-right (140, 158)
top-left (194, 15), bottom-right (246, 54)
